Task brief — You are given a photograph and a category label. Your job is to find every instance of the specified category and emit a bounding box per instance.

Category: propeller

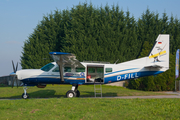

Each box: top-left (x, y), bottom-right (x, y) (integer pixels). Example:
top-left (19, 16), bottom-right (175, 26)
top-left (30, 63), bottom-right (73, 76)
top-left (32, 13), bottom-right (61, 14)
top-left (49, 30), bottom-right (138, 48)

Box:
top-left (11, 60), bottom-right (19, 88)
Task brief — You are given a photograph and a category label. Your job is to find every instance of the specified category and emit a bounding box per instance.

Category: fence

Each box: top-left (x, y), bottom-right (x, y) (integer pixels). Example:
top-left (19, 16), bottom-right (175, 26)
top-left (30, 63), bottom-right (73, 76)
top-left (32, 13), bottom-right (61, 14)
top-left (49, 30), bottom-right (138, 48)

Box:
top-left (0, 75), bottom-right (22, 86)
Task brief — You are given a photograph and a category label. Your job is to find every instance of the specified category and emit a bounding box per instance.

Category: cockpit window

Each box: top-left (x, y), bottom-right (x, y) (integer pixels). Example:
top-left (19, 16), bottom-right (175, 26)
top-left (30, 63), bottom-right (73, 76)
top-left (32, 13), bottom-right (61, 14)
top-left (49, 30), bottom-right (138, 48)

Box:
top-left (52, 67), bottom-right (59, 72)
top-left (41, 63), bottom-right (55, 72)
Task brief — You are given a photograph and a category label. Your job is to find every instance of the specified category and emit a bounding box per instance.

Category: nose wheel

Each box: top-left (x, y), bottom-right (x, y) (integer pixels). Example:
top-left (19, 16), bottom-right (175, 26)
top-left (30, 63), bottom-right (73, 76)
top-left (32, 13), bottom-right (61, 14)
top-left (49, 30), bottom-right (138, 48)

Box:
top-left (22, 93), bottom-right (29, 99)
top-left (66, 85), bottom-right (80, 98)
top-left (22, 87), bottom-right (29, 99)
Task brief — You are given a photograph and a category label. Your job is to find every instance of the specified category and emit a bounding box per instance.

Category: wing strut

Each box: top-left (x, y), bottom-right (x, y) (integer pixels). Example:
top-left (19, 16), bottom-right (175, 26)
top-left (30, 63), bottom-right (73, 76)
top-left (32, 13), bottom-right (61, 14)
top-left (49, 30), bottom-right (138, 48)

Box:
top-left (57, 56), bottom-right (64, 82)
top-left (49, 52), bottom-right (85, 83)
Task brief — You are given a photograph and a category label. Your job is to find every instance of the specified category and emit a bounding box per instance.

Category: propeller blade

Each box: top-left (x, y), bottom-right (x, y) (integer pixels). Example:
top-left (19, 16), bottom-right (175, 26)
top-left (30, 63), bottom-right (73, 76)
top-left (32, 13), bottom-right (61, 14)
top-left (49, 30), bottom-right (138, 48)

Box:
top-left (12, 60), bottom-right (16, 73)
top-left (15, 62), bottom-right (18, 72)
top-left (16, 77), bottom-right (18, 88)
top-left (11, 61), bottom-right (19, 88)
top-left (11, 77), bottom-right (15, 88)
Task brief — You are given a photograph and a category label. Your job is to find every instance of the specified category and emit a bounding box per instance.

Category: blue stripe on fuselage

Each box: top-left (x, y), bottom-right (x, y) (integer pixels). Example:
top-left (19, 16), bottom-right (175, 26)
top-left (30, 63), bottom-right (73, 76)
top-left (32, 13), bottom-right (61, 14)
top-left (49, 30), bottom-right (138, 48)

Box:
top-left (104, 71), bottom-right (163, 83)
top-left (104, 68), bottom-right (139, 75)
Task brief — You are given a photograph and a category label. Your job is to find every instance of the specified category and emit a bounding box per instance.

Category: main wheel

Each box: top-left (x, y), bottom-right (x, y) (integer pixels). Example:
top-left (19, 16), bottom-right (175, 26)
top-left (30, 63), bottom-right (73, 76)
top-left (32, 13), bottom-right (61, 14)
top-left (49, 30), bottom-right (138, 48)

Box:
top-left (66, 90), bottom-right (76, 98)
top-left (22, 93), bottom-right (29, 99)
top-left (75, 90), bottom-right (80, 97)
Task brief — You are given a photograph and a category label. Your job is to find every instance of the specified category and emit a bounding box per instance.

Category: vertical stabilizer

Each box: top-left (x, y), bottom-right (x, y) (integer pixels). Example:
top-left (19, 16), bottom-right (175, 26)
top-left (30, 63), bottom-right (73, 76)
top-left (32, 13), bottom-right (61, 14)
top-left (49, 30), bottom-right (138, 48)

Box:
top-left (148, 34), bottom-right (169, 69)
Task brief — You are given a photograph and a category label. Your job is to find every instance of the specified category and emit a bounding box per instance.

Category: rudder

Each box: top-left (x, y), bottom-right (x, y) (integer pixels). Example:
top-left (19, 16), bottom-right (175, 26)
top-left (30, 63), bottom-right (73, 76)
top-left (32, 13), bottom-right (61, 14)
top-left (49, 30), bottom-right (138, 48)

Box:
top-left (148, 34), bottom-right (169, 68)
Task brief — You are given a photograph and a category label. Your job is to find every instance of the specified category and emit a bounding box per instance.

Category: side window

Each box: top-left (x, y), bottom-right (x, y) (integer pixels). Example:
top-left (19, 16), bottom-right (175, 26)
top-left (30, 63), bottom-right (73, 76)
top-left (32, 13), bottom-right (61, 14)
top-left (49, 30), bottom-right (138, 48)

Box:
top-left (106, 68), bottom-right (112, 73)
top-left (97, 68), bottom-right (103, 73)
top-left (64, 67), bottom-right (71, 72)
top-left (76, 68), bottom-right (85, 72)
top-left (52, 67), bottom-right (59, 72)
top-left (52, 67), bottom-right (72, 72)
top-left (88, 68), bottom-right (95, 73)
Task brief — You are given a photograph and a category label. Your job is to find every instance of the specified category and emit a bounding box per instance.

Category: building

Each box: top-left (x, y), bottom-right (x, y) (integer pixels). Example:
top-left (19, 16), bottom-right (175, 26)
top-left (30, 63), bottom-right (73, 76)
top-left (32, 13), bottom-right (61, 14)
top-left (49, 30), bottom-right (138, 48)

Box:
top-left (0, 75), bottom-right (22, 86)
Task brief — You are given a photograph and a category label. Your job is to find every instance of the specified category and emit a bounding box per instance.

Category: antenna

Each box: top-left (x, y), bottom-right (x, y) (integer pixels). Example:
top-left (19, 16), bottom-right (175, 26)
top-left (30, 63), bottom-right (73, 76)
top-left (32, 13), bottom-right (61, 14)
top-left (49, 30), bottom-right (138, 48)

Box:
top-left (114, 59), bottom-right (119, 64)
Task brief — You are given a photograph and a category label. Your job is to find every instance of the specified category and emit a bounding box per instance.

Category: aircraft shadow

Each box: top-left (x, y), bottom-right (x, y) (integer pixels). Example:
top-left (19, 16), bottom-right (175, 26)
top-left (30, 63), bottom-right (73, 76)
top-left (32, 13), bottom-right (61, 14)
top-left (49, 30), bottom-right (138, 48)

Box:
top-left (0, 90), bottom-right (118, 99)
top-left (80, 91), bottom-right (118, 97)
top-left (0, 90), bottom-right (61, 99)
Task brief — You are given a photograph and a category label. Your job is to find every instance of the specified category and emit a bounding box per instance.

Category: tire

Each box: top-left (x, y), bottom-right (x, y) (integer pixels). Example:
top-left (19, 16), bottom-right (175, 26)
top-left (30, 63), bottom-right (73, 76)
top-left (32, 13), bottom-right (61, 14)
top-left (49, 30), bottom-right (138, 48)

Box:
top-left (66, 90), bottom-right (76, 98)
top-left (22, 93), bottom-right (29, 99)
top-left (75, 90), bottom-right (80, 97)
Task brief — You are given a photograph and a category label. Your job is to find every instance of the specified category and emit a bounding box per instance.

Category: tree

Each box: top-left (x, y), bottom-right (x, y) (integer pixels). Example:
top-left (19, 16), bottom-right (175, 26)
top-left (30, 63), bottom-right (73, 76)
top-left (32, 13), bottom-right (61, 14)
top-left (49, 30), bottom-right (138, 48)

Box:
top-left (21, 3), bottom-right (180, 91)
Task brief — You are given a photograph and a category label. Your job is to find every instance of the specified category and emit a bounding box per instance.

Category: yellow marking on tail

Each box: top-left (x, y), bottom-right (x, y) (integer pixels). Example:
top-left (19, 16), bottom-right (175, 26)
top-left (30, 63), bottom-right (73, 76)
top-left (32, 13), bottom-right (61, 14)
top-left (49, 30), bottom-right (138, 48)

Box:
top-left (149, 51), bottom-right (166, 59)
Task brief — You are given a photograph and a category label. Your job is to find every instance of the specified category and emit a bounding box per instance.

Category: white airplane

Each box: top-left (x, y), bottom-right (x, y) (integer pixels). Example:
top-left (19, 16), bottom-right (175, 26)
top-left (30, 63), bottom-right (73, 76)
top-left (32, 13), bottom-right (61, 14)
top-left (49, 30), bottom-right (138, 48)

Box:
top-left (10, 34), bottom-right (169, 99)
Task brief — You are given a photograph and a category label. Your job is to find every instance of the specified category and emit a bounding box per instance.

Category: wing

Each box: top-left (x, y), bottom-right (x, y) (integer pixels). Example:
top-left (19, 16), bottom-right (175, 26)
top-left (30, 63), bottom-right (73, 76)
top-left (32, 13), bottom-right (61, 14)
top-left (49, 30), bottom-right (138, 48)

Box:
top-left (49, 52), bottom-right (85, 82)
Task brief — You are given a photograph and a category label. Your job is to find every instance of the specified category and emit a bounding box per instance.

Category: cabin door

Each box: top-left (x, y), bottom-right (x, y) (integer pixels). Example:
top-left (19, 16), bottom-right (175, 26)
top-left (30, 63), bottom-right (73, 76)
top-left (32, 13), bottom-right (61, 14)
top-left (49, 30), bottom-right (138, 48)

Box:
top-left (85, 65), bottom-right (104, 83)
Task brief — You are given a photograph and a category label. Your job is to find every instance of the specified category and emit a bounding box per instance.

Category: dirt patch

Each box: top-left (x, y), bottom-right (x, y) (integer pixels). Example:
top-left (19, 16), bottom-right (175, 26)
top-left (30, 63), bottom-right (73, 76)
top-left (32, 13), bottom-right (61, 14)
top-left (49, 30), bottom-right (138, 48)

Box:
top-left (30, 109), bottom-right (40, 113)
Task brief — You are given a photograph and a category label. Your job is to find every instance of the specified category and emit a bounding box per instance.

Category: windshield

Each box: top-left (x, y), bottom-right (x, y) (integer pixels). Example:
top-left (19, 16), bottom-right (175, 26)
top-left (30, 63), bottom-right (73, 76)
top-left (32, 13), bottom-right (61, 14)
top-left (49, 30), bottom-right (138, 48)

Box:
top-left (41, 63), bottom-right (55, 72)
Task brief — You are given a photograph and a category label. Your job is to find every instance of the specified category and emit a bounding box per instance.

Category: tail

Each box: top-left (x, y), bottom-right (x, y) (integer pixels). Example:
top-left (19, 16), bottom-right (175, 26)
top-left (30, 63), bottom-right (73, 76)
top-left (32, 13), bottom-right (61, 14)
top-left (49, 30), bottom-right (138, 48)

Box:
top-left (147, 34), bottom-right (169, 69)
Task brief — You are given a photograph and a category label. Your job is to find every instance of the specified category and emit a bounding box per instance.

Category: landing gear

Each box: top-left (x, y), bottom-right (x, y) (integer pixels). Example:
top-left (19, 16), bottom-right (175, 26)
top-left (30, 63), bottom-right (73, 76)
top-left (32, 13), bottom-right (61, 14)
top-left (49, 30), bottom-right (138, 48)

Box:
top-left (66, 84), bottom-right (80, 98)
top-left (66, 90), bottom-right (76, 98)
top-left (22, 87), bottom-right (29, 99)
top-left (75, 90), bottom-right (80, 97)
top-left (22, 93), bottom-right (29, 99)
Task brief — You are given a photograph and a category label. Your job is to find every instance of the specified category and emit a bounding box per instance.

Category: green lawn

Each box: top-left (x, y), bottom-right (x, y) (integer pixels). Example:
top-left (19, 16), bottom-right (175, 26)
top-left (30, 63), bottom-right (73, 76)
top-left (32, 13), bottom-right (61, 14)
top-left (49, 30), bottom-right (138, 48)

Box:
top-left (0, 85), bottom-right (179, 120)
top-left (1, 98), bottom-right (180, 120)
top-left (0, 85), bottom-right (169, 99)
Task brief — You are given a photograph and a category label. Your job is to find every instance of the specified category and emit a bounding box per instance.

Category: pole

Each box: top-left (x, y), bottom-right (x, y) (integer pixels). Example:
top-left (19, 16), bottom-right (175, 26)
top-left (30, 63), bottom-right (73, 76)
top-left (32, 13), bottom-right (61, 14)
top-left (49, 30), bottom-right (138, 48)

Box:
top-left (175, 80), bottom-right (176, 92)
top-left (175, 49), bottom-right (179, 92)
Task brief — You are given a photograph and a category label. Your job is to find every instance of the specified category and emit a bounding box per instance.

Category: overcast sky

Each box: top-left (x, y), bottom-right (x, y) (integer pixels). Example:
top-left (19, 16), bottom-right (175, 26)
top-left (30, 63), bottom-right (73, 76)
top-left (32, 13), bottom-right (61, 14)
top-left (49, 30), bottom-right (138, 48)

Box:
top-left (0, 0), bottom-right (180, 76)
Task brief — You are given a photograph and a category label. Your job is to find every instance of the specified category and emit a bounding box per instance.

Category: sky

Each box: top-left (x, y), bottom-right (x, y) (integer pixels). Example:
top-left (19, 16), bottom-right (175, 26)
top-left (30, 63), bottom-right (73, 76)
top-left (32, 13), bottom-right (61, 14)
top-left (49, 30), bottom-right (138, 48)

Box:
top-left (0, 0), bottom-right (180, 77)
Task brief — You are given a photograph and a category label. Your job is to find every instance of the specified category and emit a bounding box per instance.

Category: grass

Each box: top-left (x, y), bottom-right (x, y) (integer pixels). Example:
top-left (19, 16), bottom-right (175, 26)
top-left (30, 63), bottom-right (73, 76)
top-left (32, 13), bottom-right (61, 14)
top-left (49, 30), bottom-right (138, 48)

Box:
top-left (0, 85), bottom-right (179, 119)
top-left (0, 85), bottom-right (169, 99)
top-left (1, 98), bottom-right (180, 119)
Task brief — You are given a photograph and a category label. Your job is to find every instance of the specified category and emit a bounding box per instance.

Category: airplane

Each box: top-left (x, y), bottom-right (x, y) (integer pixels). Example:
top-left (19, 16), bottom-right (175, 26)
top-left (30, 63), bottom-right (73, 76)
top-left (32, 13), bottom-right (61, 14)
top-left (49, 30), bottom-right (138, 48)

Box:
top-left (10, 34), bottom-right (169, 99)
